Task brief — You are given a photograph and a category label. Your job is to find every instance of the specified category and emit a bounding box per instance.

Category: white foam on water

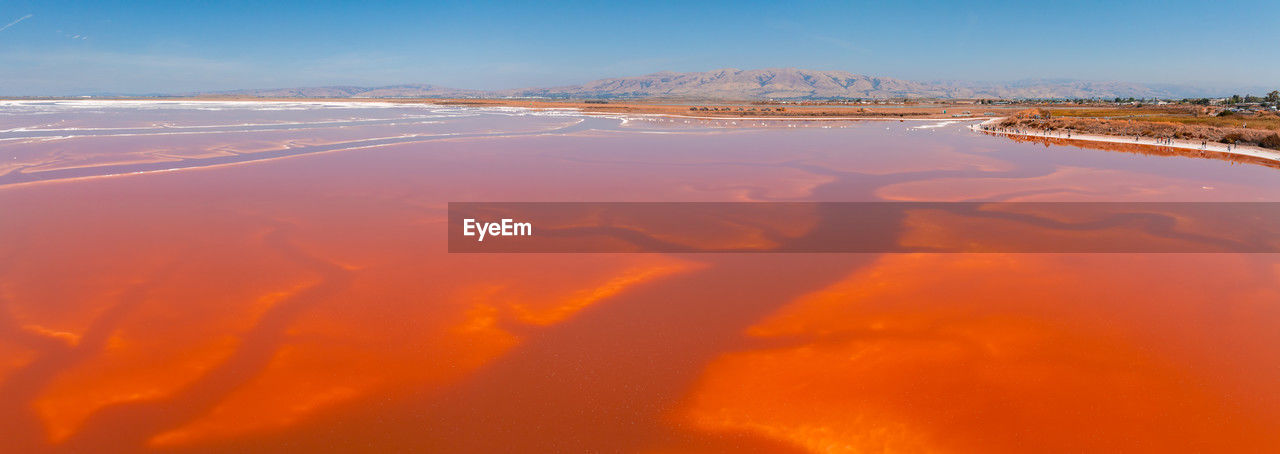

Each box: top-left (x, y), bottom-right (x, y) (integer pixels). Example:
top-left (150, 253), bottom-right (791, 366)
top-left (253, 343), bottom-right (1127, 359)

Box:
top-left (0, 99), bottom-right (461, 114)
top-left (911, 120), bottom-right (960, 130)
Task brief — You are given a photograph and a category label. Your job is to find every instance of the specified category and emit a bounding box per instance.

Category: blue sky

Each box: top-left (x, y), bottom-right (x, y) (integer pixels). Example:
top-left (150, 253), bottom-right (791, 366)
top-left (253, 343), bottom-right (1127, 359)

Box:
top-left (1, 0), bottom-right (1277, 95)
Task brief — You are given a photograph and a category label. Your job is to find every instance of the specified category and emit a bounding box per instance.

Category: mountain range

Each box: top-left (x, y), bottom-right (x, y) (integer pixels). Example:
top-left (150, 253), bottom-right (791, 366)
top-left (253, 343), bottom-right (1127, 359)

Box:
top-left (210, 68), bottom-right (1255, 100)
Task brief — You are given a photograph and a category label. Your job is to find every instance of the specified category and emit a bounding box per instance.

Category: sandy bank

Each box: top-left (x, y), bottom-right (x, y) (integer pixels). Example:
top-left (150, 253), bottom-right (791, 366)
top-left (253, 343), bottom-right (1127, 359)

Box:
top-left (974, 118), bottom-right (1280, 164)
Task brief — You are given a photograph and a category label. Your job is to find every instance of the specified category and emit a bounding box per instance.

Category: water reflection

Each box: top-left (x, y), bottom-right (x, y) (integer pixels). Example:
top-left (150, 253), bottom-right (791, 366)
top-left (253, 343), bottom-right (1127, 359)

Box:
top-left (0, 101), bottom-right (1278, 452)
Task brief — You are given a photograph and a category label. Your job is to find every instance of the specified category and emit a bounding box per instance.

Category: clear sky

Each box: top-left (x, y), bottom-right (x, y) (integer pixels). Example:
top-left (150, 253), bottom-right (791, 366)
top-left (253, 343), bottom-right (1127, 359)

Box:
top-left (1, 0), bottom-right (1277, 95)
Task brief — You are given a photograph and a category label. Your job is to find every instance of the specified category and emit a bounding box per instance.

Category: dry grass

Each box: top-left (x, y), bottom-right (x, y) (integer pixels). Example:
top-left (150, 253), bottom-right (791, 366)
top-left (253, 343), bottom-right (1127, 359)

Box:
top-left (1046, 107), bottom-right (1193, 118)
top-left (999, 116), bottom-right (1280, 150)
top-left (1133, 115), bottom-right (1280, 131)
top-left (1045, 107), bottom-right (1280, 132)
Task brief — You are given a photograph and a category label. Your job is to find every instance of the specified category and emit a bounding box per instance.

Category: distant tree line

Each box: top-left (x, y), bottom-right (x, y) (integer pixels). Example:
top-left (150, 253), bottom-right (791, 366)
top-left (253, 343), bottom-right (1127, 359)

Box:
top-left (1214, 91), bottom-right (1280, 105)
top-left (1174, 91), bottom-right (1279, 107)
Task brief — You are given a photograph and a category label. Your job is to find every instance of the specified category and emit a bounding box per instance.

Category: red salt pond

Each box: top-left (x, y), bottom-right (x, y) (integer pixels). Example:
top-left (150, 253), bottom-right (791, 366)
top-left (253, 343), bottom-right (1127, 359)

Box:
top-left (1, 101), bottom-right (1278, 452)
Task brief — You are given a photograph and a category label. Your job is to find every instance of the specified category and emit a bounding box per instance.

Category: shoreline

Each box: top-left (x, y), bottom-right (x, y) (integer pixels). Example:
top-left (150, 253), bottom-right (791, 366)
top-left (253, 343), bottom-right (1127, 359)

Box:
top-left (1, 96), bottom-right (1021, 121)
top-left (973, 117), bottom-right (1280, 164)
top-left (8, 98), bottom-right (1280, 175)
top-left (586, 111), bottom-right (1001, 122)
top-left (0, 97), bottom-right (1004, 125)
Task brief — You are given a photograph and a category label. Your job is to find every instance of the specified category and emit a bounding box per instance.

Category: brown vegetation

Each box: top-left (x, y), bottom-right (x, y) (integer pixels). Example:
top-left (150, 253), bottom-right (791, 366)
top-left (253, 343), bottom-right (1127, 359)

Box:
top-left (999, 116), bottom-right (1280, 150)
top-left (1045, 106), bottom-right (1280, 132)
top-left (1012, 108), bottom-right (1051, 119)
top-left (1261, 133), bottom-right (1280, 149)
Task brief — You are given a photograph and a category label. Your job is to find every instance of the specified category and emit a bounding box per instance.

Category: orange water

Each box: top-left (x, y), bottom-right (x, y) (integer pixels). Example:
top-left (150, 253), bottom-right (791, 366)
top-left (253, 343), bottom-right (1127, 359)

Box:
top-left (2, 103), bottom-right (1278, 452)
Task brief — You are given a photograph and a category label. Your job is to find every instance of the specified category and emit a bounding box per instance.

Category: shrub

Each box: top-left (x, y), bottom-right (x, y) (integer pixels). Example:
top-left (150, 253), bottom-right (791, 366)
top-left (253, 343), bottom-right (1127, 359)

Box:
top-left (1013, 108), bottom-right (1049, 119)
top-left (1261, 134), bottom-right (1280, 150)
top-left (1221, 132), bottom-right (1243, 144)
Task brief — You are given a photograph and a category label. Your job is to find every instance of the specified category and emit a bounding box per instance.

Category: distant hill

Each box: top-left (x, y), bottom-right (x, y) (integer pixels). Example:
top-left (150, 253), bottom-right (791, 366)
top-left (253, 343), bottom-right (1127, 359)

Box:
top-left (205, 68), bottom-right (1248, 100)
top-left (513, 68), bottom-right (938, 99)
